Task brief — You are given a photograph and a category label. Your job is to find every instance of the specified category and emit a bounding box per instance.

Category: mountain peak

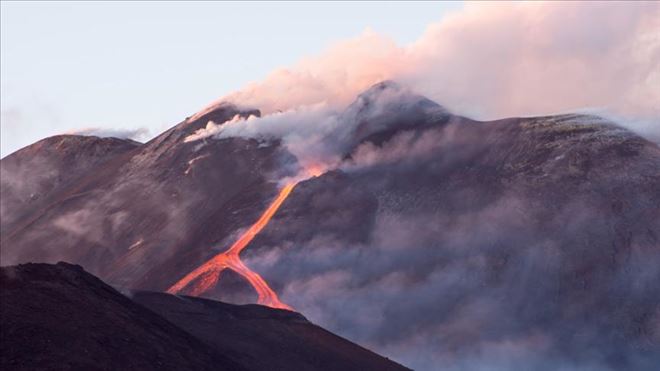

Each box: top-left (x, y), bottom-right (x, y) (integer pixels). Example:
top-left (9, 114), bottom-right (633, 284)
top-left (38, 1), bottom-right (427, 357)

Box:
top-left (343, 80), bottom-right (450, 143)
top-left (351, 80), bottom-right (441, 110)
top-left (358, 79), bottom-right (402, 95)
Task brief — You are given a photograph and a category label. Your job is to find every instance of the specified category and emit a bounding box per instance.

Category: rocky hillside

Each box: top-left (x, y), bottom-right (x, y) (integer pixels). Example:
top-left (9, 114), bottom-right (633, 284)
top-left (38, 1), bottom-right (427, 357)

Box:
top-left (0, 262), bottom-right (407, 371)
top-left (0, 262), bottom-right (243, 371)
top-left (0, 135), bottom-right (139, 234)
top-left (1, 103), bottom-right (295, 291)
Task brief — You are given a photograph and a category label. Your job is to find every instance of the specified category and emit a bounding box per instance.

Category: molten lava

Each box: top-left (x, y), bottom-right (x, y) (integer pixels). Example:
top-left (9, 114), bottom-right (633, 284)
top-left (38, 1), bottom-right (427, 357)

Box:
top-left (167, 183), bottom-right (295, 310)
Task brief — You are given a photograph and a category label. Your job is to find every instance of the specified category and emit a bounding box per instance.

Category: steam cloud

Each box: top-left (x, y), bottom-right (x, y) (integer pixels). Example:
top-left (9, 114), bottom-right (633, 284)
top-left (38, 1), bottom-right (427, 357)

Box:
top-left (197, 2), bottom-right (658, 140)
top-left (186, 81), bottom-right (451, 174)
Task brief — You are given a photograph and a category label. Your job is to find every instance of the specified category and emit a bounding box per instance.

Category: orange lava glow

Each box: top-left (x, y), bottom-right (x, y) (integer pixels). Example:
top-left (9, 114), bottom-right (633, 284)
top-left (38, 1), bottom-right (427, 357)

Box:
top-left (305, 164), bottom-right (324, 178)
top-left (167, 183), bottom-right (295, 310)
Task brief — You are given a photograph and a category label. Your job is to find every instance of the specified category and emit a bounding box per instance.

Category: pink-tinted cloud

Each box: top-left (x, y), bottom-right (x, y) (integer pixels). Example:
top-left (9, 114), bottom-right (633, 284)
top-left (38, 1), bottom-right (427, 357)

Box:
top-left (209, 2), bottom-right (658, 125)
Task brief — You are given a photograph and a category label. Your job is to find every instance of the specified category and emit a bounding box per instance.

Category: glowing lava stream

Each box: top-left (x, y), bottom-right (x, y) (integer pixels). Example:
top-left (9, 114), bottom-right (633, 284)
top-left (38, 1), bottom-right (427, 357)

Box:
top-left (167, 183), bottom-right (296, 310)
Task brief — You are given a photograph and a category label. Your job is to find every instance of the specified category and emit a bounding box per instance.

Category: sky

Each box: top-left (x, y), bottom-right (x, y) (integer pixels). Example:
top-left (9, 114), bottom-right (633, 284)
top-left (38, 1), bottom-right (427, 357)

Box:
top-left (0, 1), bottom-right (463, 157)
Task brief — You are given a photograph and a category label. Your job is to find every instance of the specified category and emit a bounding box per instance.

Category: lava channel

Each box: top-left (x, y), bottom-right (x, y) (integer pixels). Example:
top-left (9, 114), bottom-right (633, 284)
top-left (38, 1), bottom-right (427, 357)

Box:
top-left (167, 183), bottom-right (295, 310)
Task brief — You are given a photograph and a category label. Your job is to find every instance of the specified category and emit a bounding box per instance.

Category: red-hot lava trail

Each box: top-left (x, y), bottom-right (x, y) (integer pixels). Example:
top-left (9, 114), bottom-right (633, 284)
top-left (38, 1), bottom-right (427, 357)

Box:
top-left (167, 183), bottom-right (296, 310)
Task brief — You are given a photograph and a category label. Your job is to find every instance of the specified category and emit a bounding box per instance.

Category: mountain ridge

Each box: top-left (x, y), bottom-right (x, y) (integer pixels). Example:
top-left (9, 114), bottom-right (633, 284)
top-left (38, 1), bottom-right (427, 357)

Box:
top-left (0, 261), bottom-right (409, 371)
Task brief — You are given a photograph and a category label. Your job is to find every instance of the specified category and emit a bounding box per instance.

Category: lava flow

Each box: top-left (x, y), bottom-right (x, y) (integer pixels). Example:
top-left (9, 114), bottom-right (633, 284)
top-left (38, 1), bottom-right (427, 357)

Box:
top-left (167, 183), bottom-right (295, 310)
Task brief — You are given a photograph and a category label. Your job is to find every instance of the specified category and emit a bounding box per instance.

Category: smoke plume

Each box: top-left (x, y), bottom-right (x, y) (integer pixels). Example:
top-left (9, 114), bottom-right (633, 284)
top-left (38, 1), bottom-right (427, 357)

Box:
top-left (198, 2), bottom-right (658, 136)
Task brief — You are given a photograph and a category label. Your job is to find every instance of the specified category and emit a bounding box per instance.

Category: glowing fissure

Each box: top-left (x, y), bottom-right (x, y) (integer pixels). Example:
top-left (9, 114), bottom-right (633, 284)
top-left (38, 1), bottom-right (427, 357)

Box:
top-left (167, 183), bottom-right (295, 310)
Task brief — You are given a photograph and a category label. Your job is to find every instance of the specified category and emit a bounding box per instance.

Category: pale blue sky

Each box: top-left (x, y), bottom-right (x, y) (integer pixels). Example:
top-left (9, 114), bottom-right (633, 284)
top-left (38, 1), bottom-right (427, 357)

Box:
top-left (1, 1), bottom-right (463, 157)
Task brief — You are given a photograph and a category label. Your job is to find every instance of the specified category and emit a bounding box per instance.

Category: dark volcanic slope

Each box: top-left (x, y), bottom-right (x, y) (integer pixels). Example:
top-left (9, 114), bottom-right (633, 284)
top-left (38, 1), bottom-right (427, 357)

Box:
top-left (0, 135), bottom-right (140, 234)
top-left (133, 291), bottom-right (407, 371)
top-left (0, 103), bottom-right (296, 291)
top-left (0, 262), bottom-right (407, 371)
top-left (246, 111), bottom-right (660, 370)
top-left (0, 262), bottom-right (243, 371)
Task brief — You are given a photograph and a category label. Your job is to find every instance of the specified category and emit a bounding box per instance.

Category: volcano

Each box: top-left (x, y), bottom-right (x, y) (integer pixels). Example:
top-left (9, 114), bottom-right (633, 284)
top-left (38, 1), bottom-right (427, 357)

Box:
top-left (1, 81), bottom-right (659, 370)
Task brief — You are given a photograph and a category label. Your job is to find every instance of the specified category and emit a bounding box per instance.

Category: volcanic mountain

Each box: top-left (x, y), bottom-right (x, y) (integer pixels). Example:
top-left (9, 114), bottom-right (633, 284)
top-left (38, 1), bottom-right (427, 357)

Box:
top-left (1, 81), bottom-right (659, 370)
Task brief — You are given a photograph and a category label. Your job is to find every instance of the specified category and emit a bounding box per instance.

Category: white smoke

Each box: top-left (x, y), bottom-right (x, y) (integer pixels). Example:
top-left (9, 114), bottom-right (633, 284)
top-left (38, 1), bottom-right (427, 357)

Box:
top-left (195, 1), bottom-right (658, 139)
top-left (187, 104), bottom-right (345, 171)
top-left (184, 81), bottom-right (450, 173)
